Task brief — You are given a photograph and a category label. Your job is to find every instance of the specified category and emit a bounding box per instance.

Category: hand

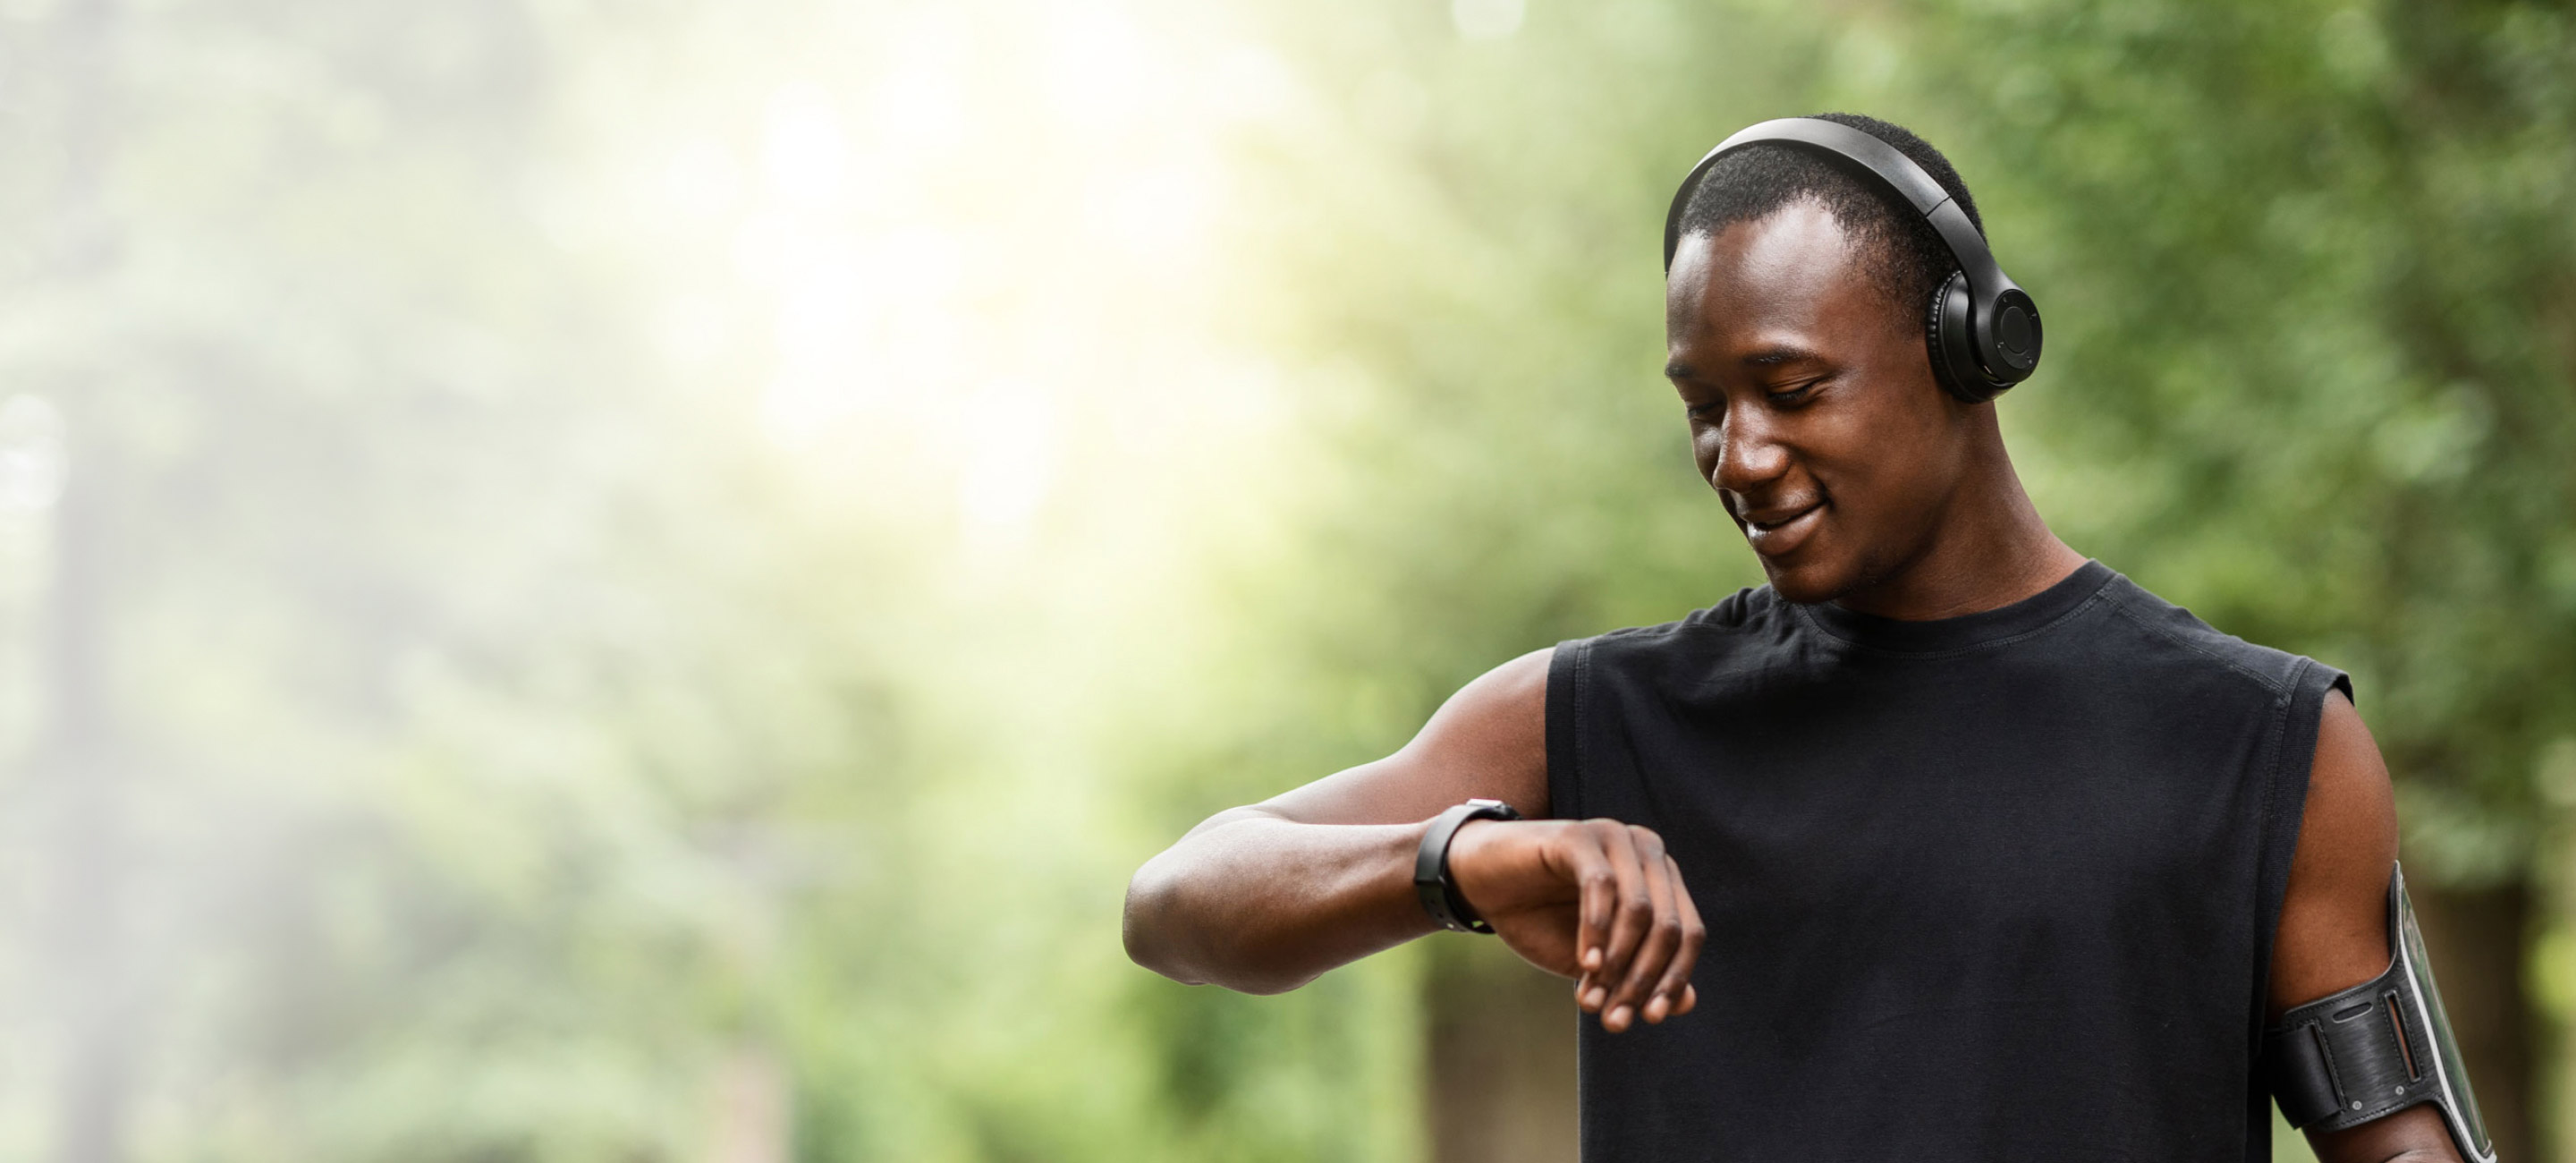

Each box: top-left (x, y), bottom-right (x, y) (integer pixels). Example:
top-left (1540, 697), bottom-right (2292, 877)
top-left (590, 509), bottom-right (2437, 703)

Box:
top-left (1444, 818), bottom-right (1705, 1032)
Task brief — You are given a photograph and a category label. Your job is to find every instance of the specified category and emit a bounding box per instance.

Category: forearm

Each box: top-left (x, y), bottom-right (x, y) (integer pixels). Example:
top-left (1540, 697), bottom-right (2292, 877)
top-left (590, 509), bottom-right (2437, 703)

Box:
top-left (2306, 1105), bottom-right (2465, 1163)
top-left (1123, 809), bottom-right (1435, 994)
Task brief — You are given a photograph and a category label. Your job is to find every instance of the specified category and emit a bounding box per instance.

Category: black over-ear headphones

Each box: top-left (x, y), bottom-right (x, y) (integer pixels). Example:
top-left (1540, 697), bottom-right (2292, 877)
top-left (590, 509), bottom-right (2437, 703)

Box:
top-left (1661, 118), bottom-right (2042, 403)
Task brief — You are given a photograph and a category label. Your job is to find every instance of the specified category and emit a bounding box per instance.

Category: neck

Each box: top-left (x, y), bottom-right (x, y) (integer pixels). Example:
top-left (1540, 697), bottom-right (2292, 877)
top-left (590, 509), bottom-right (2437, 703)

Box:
top-left (1832, 415), bottom-right (2087, 621)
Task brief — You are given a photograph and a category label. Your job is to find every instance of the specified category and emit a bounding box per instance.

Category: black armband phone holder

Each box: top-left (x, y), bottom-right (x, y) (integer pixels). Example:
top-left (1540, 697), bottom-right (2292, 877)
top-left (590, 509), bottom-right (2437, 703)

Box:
top-left (1414, 799), bottom-right (1521, 934)
top-left (2264, 863), bottom-right (2496, 1162)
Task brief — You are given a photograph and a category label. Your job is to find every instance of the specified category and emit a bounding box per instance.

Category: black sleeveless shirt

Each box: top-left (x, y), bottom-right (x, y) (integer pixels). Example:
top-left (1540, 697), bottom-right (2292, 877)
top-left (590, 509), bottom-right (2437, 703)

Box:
top-left (1546, 561), bottom-right (2346, 1162)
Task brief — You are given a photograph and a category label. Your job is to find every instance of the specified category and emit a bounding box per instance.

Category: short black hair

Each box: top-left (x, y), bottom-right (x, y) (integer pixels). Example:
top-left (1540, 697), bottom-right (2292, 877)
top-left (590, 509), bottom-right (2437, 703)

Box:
top-left (1673, 113), bottom-right (1983, 317)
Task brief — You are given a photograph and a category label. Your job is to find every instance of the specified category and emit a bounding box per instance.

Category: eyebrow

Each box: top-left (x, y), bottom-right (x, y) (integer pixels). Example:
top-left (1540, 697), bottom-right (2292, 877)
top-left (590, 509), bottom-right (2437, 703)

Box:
top-left (1743, 344), bottom-right (1826, 367)
top-left (1665, 344), bottom-right (1827, 380)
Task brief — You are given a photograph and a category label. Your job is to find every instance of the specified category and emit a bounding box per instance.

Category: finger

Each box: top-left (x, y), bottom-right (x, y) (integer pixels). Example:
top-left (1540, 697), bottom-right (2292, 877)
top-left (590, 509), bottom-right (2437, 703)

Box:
top-left (1591, 822), bottom-right (1650, 980)
top-left (1575, 963), bottom-right (1607, 1012)
top-left (1605, 829), bottom-right (1680, 1031)
top-left (1560, 828), bottom-right (1617, 1007)
top-left (1643, 856), bottom-right (1705, 1023)
top-left (1607, 831), bottom-right (1675, 1029)
top-left (1590, 823), bottom-right (1655, 1027)
top-left (1677, 983), bottom-right (1699, 1015)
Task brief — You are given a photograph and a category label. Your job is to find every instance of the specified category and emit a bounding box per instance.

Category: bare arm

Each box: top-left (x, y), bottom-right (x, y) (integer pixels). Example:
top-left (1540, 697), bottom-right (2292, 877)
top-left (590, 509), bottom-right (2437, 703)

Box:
top-left (1122, 649), bottom-right (1556, 994)
top-left (2270, 691), bottom-right (2463, 1163)
top-left (1122, 648), bottom-right (1704, 1031)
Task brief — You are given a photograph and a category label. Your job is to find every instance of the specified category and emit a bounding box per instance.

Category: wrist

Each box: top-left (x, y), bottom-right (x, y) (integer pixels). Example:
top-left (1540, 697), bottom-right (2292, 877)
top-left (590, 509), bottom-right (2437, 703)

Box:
top-left (1414, 799), bottom-right (1522, 933)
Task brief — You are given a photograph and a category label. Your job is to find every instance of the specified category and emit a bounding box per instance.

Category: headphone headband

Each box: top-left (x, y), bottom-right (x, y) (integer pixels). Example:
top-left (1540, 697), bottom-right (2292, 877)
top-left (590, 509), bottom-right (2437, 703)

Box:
top-left (1661, 117), bottom-right (2041, 400)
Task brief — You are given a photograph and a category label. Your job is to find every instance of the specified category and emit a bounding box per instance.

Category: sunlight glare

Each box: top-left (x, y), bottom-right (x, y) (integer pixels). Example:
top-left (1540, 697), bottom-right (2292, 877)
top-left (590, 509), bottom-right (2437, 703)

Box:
top-left (956, 379), bottom-right (1058, 542)
top-left (869, 64), bottom-right (969, 154)
top-left (1453, 0), bottom-right (1526, 40)
top-left (0, 394), bottom-right (67, 513)
top-left (1043, 6), bottom-right (1162, 131)
top-left (656, 139), bottom-right (744, 224)
top-left (573, 0), bottom-right (1307, 576)
top-left (757, 226), bottom-right (969, 445)
top-left (761, 85), bottom-right (851, 208)
top-left (1092, 160), bottom-right (1220, 260)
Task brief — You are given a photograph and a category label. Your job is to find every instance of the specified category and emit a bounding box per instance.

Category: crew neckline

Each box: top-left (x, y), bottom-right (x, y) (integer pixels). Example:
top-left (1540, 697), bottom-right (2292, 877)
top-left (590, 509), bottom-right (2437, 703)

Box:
top-left (1792, 559), bottom-right (2116, 655)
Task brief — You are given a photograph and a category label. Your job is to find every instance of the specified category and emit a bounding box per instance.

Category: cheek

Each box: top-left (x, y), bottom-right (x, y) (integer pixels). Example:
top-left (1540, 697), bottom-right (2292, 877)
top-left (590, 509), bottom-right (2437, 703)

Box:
top-left (1797, 405), bottom-right (1883, 497)
top-left (1690, 426), bottom-right (1721, 481)
top-left (1812, 379), bottom-right (1946, 521)
top-left (1851, 409), bottom-right (1957, 522)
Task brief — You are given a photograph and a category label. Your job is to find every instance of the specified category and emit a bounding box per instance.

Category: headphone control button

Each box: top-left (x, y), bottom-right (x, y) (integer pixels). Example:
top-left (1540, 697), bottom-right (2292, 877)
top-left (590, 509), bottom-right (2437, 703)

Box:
top-left (1998, 303), bottom-right (2034, 355)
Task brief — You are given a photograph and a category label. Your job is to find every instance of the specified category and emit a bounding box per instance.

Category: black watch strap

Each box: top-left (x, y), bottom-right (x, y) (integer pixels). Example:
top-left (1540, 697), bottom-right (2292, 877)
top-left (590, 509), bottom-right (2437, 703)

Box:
top-left (1415, 799), bottom-right (1522, 933)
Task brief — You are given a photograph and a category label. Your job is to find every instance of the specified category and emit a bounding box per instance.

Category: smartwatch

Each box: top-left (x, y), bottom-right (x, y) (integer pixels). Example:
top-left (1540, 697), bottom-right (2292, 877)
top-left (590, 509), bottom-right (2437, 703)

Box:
top-left (1415, 798), bottom-right (1523, 933)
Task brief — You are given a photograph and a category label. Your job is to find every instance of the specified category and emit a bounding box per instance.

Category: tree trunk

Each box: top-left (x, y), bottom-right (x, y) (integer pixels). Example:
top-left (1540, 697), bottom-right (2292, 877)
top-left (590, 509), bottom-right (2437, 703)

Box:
top-left (1425, 941), bottom-right (1578, 1163)
top-left (2409, 879), bottom-right (2536, 1163)
top-left (43, 2), bottom-right (129, 1160)
top-left (41, 441), bottom-right (127, 1163)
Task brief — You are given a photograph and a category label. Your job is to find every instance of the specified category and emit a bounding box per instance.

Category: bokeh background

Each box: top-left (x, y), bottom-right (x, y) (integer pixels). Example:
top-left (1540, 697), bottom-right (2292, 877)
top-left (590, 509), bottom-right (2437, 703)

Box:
top-left (0, 0), bottom-right (2570, 1159)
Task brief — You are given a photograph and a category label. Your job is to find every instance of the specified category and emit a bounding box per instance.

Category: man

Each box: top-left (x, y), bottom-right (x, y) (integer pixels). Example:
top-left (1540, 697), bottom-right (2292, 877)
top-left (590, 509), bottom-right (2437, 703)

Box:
top-left (1123, 114), bottom-right (2477, 1161)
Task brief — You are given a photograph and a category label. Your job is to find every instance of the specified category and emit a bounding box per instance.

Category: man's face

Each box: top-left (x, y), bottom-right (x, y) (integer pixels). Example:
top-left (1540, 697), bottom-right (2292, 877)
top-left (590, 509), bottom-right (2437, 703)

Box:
top-left (1665, 200), bottom-right (1974, 606)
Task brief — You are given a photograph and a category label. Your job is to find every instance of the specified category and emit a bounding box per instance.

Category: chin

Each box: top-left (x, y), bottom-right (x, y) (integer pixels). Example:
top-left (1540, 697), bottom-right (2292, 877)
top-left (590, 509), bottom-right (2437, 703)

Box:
top-left (1755, 551), bottom-right (1861, 606)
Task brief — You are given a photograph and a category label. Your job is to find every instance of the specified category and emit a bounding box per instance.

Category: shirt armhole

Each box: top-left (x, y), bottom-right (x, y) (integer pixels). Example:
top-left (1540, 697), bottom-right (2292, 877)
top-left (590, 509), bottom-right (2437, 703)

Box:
top-left (2247, 659), bottom-right (2355, 1139)
top-left (1546, 639), bottom-right (1589, 821)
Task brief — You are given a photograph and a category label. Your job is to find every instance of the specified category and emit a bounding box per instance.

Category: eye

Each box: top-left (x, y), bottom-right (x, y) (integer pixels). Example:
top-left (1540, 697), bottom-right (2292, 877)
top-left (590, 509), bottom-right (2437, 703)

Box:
top-left (1766, 378), bottom-right (1826, 405)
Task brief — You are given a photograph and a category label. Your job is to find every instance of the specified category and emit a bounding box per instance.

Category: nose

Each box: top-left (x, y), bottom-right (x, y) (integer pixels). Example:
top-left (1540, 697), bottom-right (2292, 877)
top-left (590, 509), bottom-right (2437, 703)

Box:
top-left (1708, 405), bottom-right (1792, 501)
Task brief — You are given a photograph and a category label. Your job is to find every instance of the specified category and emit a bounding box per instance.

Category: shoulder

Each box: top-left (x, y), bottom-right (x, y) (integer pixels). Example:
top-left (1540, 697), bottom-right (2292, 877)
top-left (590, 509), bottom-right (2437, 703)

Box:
top-left (2085, 571), bottom-right (2340, 702)
top-left (1395, 649), bottom-right (1550, 767)
top-left (1396, 646), bottom-right (1553, 778)
top-left (1258, 647), bottom-right (1555, 824)
top-left (1452, 645), bottom-right (1552, 713)
top-left (2271, 686), bottom-right (2400, 1007)
top-left (1566, 585), bottom-right (1787, 663)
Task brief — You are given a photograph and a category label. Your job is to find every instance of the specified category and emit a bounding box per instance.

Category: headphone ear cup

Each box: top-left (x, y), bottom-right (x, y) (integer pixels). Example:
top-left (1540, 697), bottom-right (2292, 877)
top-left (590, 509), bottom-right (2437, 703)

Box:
top-left (1923, 271), bottom-right (1999, 403)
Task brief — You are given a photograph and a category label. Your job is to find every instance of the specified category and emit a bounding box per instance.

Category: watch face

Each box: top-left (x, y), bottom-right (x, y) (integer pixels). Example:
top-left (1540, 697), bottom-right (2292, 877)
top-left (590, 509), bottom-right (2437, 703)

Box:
top-left (2398, 881), bottom-right (2492, 1159)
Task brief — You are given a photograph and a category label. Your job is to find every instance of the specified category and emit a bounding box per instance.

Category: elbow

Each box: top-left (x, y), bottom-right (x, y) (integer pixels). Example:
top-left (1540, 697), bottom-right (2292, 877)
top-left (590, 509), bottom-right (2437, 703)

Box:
top-left (1217, 968), bottom-right (1319, 997)
top-left (1121, 862), bottom-right (1201, 984)
top-left (1120, 858), bottom-right (1315, 996)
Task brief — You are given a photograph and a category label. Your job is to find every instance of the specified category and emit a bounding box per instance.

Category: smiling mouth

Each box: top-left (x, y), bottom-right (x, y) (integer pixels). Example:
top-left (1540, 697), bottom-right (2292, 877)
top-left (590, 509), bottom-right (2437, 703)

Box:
top-left (1741, 501), bottom-right (1822, 531)
top-left (1736, 499), bottom-right (1826, 556)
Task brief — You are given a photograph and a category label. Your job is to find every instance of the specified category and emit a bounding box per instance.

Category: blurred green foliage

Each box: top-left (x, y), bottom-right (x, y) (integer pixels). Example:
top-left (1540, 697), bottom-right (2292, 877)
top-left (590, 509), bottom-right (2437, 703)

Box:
top-left (0, 0), bottom-right (2568, 1160)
